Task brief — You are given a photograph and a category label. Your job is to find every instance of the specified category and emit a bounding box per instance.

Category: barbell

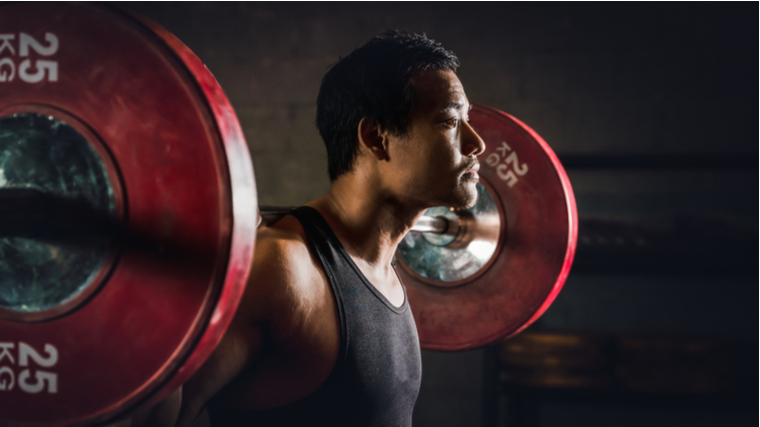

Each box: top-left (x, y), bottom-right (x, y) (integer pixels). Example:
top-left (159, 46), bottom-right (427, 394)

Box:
top-left (0, 3), bottom-right (576, 426)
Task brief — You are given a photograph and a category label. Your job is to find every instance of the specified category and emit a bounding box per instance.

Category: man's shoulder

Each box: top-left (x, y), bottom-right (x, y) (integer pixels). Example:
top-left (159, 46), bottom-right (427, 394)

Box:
top-left (253, 214), bottom-right (313, 276)
top-left (245, 214), bottom-right (330, 323)
top-left (248, 214), bottom-right (339, 361)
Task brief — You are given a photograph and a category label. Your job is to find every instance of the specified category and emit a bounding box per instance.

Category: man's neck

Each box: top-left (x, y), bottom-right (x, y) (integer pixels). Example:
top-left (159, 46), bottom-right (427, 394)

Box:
top-left (307, 174), bottom-right (424, 269)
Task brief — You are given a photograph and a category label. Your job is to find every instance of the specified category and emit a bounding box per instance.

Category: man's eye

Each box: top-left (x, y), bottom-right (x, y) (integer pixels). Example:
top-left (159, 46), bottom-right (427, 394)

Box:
top-left (443, 118), bottom-right (458, 128)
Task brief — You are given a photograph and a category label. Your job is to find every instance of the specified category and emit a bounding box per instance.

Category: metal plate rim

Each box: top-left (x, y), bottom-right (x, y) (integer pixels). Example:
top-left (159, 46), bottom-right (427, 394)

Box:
top-left (116, 9), bottom-right (258, 423)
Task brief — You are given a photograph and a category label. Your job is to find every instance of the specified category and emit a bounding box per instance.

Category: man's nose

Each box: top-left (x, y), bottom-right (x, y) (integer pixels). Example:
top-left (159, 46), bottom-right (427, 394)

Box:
top-left (462, 120), bottom-right (486, 157)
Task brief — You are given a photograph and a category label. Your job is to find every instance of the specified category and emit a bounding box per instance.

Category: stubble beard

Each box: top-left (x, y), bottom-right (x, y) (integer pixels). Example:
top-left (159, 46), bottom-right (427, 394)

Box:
top-left (447, 179), bottom-right (479, 210)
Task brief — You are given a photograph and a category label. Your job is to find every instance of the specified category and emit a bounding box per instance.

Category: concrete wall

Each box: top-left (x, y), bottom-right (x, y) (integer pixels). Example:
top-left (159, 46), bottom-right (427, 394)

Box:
top-left (116, 3), bottom-right (757, 426)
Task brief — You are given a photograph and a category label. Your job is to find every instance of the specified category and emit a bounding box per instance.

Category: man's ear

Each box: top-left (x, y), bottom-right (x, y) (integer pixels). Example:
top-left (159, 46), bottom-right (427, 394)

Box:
top-left (357, 117), bottom-right (389, 161)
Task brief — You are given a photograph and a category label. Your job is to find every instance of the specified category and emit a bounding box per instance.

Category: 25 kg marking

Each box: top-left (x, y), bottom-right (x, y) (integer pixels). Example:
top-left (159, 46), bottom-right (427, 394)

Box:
top-left (0, 32), bottom-right (59, 83)
top-left (485, 141), bottom-right (529, 187)
top-left (0, 342), bottom-right (59, 394)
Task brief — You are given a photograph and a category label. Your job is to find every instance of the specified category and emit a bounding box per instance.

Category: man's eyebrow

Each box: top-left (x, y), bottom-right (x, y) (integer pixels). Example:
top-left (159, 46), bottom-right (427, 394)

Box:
top-left (439, 102), bottom-right (470, 112)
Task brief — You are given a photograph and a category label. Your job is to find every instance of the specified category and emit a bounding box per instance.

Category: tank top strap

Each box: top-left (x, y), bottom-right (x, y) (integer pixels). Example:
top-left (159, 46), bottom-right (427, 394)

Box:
top-left (289, 206), bottom-right (342, 256)
top-left (288, 205), bottom-right (349, 358)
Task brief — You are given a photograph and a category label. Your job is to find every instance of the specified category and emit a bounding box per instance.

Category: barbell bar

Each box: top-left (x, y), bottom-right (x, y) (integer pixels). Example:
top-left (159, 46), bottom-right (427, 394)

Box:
top-left (259, 206), bottom-right (457, 236)
top-left (0, 195), bottom-right (458, 244)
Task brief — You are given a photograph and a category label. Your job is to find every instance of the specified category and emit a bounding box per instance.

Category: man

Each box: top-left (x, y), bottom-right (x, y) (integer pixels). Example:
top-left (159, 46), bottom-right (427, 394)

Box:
top-left (136, 30), bottom-right (484, 427)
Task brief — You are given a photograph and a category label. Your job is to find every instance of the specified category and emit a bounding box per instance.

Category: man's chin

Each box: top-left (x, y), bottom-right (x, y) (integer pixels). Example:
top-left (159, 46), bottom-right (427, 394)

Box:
top-left (447, 184), bottom-right (479, 210)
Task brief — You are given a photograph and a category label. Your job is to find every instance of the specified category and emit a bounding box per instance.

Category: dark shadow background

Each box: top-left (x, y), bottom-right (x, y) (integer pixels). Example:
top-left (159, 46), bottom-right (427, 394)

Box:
top-left (115, 3), bottom-right (758, 426)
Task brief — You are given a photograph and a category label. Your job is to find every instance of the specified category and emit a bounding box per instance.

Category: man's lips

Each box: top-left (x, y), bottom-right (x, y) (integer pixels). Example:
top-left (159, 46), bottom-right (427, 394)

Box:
top-left (462, 163), bottom-right (480, 177)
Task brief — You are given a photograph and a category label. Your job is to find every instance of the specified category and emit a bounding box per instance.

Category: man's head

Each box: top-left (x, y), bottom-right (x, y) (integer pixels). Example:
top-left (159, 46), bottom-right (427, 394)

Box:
top-left (316, 31), bottom-right (461, 182)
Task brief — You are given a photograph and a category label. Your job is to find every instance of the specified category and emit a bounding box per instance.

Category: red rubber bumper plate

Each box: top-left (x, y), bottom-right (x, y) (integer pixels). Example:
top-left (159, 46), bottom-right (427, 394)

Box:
top-left (400, 104), bottom-right (578, 351)
top-left (0, 3), bottom-right (256, 425)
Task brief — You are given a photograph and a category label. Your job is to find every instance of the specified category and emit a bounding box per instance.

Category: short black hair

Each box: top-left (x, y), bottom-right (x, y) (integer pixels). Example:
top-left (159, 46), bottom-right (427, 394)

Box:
top-left (316, 31), bottom-right (460, 181)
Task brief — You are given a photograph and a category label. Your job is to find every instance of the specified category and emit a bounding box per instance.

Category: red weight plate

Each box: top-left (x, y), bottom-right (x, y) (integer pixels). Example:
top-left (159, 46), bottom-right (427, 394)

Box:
top-left (400, 104), bottom-right (577, 351)
top-left (0, 3), bottom-right (256, 426)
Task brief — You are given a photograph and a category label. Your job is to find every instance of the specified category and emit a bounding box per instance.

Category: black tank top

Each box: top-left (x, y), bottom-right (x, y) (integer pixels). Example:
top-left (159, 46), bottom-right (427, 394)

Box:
top-left (208, 206), bottom-right (422, 426)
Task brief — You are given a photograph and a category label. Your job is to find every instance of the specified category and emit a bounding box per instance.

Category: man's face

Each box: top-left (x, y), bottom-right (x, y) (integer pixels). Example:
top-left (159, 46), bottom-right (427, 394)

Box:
top-left (385, 69), bottom-right (485, 210)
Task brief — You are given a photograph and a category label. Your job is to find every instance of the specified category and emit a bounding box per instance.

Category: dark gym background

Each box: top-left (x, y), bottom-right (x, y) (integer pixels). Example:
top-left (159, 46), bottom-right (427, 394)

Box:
top-left (116, 3), bottom-right (757, 426)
